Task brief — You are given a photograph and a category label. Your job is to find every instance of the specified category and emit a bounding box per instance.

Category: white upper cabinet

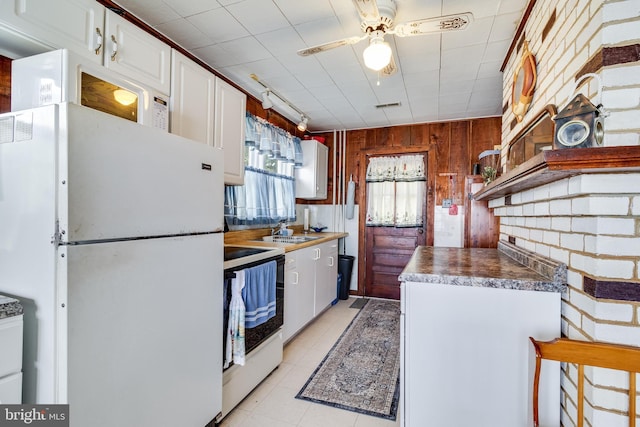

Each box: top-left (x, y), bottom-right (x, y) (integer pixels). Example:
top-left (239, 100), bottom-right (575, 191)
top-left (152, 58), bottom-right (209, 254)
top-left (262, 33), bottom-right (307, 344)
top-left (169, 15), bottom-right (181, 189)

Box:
top-left (214, 78), bottom-right (246, 185)
top-left (296, 139), bottom-right (328, 200)
top-left (104, 11), bottom-right (171, 95)
top-left (170, 49), bottom-right (215, 145)
top-left (0, 0), bottom-right (170, 95)
top-left (0, 0), bottom-right (105, 60)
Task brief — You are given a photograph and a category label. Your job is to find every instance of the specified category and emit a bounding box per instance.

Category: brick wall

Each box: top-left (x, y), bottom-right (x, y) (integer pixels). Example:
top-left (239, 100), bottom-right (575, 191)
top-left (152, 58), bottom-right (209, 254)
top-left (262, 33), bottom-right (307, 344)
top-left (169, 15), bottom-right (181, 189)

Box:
top-left (497, 0), bottom-right (640, 425)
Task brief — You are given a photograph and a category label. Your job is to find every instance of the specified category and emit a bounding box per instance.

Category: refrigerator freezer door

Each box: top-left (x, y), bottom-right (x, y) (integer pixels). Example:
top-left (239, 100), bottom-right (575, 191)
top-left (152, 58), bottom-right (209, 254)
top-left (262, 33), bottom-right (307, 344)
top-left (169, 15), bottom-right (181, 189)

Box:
top-left (59, 233), bottom-right (223, 426)
top-left (58, 103), bottom-right (224, 243)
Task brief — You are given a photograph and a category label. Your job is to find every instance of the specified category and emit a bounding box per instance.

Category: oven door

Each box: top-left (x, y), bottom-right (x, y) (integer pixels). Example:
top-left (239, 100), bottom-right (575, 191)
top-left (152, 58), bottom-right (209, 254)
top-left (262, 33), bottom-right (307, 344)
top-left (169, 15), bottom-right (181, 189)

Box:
top-left (223, 254), bottom-right (284, 369)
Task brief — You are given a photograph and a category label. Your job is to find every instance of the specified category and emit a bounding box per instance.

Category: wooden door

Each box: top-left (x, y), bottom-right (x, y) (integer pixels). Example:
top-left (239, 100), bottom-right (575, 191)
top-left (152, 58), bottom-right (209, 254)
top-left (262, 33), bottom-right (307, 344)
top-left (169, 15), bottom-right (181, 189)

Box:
top-left (365, 226), bottom-right (425, 299)
top-left (363, 154), bottom-right (427, 300)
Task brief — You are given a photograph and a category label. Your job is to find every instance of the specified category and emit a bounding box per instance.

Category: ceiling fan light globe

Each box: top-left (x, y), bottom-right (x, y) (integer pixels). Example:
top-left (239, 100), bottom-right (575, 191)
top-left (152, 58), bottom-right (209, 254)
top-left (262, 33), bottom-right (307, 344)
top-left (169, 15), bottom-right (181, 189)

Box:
top-left (363, 40), bottom-right (392, 71)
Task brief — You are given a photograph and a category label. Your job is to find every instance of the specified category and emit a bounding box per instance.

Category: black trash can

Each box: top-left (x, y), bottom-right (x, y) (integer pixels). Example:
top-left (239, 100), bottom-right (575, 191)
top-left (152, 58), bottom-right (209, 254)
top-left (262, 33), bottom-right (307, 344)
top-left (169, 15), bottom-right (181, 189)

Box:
top-left (338, 255), bottom-right (355, 300)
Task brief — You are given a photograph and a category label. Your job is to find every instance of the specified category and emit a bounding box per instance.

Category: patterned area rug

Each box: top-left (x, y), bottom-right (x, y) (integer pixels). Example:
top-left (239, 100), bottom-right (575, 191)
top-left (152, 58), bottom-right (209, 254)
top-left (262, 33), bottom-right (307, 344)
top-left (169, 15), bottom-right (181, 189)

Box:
top-left (295, 299), bottom-right (401, 420)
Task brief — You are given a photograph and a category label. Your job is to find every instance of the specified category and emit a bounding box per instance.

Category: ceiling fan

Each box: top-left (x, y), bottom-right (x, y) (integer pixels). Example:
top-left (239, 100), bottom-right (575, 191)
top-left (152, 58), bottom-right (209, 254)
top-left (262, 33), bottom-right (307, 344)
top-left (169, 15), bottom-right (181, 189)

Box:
top-left (297, 0), bottom-right (472, 76)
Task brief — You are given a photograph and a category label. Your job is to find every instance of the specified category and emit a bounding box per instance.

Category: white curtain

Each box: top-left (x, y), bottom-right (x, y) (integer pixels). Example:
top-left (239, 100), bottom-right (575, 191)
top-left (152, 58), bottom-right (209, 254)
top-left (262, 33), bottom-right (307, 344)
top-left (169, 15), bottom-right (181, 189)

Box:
top-left (365, 155), bottom-right (426, 227)
top-left (224, 113), bottom-right (298, 226)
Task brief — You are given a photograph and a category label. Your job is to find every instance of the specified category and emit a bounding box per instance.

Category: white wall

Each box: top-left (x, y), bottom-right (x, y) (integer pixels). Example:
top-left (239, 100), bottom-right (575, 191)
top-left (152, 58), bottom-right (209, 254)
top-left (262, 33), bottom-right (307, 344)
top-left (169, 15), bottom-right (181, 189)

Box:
top-left (499, 1), bottom-right (640, 425)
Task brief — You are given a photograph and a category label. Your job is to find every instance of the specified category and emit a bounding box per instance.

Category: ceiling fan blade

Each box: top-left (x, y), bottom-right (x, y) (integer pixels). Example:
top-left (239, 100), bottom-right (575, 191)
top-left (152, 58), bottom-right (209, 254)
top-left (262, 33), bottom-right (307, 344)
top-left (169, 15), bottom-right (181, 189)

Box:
top-left (391, 12), bottom-right (473, 37)
top-left (352, 0), bottom-right (380, 22)
top-left (297, 35), bottom-right (367, 56)
top-left (381, 54), bottom-right (397, 76)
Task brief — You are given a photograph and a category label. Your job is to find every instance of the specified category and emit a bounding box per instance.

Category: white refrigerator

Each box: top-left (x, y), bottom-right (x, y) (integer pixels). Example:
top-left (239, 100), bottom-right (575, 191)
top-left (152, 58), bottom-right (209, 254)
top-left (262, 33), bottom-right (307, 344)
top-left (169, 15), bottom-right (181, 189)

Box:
top-left (0, 103), bottom-right (224, 426)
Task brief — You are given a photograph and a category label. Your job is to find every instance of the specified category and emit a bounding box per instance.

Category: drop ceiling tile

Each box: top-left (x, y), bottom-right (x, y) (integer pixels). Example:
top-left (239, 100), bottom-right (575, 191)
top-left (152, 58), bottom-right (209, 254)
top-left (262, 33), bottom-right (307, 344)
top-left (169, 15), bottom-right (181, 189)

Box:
top-left (161, 0), bottom-right (219, 17)
top-left (483, 39), bottom-right (511, 62)
top-left (187, 8), bottom-right (249, 43)
top-left (113, 0), bottom-right (180, 26)
top-left (477, 60), bottom-right (502, 79)
top-left (489, 12), bottom-right (521, 42)
top-left (439, 78), bottom-right (475, 94)
top-left (441, 16), bottom-right (494, 50)
top-left (442, 0), bottom-right (501, 19)
top-left (273, 0), bottom-right (336, 25)
top-left (440, 45), bottom-right (484, 69)
top-left (439, 65), bottom-right (479, 82)
top-left (295, 16), bottom-right (351, 47)
top-left (226, 0), bottom-right (290, 35)
top-left (294, 68), bottom-right (335, 89)
top-left (218, 36), bottom-right (274, 62)
top-left (259, 27), bottom-right (308, 57)
top-left (154, 19), bottom-right (213, 50)
top-left (242, 57), bottom-right (291, 81)
top-left (403, 70), bottom-right (440, 90)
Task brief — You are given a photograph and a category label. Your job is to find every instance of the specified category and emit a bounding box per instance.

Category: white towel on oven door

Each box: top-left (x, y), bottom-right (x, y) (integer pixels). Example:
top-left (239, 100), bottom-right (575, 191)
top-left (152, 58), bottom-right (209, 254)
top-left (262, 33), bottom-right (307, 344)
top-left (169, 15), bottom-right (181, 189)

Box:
top-left (224, 270), bottom-right (246, 368)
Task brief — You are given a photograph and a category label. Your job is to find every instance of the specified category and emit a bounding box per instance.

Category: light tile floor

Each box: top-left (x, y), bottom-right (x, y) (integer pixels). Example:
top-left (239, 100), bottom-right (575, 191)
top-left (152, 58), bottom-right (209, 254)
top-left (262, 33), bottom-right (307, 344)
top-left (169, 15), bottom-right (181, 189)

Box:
top-left (220, 297), bottom-right (401, 427)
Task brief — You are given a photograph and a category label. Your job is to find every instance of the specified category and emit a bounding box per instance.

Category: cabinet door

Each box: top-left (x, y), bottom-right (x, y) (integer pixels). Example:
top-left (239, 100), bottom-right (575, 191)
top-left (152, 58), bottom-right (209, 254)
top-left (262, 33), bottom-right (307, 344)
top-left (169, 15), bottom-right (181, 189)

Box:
top-left (314, 241), bottom-right (338, 315)
top-left (170, 50), bottom-right (215, 145)
top-left (295, 139), bottom-right (328, 200)
top-left (315, 143), bottom-right (329, 199)
top-left (104, 10), bottom-right (171, 95)
top-left (0, 0), bottom-right (104, 60)
top-left (214, 78), bottom-right (246, 185)
top-left (283, 252), bottom-right (314, 342)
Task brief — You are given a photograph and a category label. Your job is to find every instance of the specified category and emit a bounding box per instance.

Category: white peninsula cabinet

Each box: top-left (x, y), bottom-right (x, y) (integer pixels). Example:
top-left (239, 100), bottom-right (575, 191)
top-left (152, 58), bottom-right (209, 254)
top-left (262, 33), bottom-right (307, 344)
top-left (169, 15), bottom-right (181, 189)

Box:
top-left (283, 240), bottom-right (338, 342)
top-left (0, 0), bottom-right (171, 95)
top-left (399, 246), bottom-right (564, 427)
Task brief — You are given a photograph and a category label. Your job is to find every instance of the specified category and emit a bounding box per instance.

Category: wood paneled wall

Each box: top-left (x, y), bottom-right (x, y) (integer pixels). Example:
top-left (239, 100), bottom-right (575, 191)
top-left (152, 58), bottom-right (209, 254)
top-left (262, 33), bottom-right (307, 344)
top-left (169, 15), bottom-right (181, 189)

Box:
top-left (305, 117), bottom-right (502, 247)
top-left (0, 56), bottom-right (11, 114)
top-left (309, 117), bottom-right (501, 206)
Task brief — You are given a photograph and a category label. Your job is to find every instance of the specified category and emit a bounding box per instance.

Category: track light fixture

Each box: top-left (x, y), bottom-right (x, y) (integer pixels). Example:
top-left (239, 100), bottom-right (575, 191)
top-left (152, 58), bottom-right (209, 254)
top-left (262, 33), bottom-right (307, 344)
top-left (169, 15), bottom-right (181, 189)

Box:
top-left (250, 73), bottom-right (309, 132)
top-left (297, 115), bottom-right (308, 132)
top-left (261, 90), bottom-right (273, 110)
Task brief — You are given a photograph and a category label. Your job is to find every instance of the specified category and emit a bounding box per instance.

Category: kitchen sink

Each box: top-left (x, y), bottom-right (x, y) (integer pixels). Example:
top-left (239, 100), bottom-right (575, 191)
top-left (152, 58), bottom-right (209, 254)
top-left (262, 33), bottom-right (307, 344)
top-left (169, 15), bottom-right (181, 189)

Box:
top-left (260, 235), bottom-right (322, 244)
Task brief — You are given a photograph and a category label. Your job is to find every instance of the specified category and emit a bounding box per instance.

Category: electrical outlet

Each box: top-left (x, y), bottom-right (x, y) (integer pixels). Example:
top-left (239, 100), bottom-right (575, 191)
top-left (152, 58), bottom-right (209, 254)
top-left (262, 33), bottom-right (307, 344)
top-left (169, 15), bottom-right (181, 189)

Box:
top-left (442, 198), bottom-right (452, 208)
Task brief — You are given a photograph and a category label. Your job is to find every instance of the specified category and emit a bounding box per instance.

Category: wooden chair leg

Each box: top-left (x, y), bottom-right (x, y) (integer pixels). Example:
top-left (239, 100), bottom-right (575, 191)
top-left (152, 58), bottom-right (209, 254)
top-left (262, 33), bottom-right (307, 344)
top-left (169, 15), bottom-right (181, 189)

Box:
top-left (533, 354), bottom-right (542, 427)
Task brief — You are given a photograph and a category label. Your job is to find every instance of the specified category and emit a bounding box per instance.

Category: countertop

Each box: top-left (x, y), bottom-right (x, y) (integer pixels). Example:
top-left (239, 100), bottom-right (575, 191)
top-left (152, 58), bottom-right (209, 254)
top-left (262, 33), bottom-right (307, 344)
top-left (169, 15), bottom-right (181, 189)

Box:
top-left (227, 231), bottom-right (348, 253)
top-left (398, 245), bottom-right (566, 293)
top-left (0, 295), bottom-right (23, 319)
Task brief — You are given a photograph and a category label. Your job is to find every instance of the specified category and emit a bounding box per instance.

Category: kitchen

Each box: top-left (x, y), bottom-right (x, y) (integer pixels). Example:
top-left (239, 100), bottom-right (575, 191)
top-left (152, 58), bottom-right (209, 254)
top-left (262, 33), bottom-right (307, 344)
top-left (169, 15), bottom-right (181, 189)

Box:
top-left (0, 0), bottom-right (639, 426)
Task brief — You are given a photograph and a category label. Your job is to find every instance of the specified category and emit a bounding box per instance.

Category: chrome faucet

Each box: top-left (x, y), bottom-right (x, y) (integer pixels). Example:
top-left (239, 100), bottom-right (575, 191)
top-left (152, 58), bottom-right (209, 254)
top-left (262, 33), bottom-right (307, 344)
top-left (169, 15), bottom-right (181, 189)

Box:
top-left (271, 220), bottom-right (288, 236)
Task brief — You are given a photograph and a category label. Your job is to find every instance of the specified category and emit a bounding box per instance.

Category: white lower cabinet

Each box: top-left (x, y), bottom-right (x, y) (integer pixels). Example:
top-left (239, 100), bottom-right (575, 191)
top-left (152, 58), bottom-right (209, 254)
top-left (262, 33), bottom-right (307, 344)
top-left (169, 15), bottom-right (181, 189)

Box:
top-left (283, 250), bottom-right (314, 342)
top-left (313, 241), bottom-right (338, 315)
top-left (283, 240), bottom-right (338, 342)
top-left (401, 281), bottom-right (560, 427)
top-left (0, 314), bottom-right (23, 404)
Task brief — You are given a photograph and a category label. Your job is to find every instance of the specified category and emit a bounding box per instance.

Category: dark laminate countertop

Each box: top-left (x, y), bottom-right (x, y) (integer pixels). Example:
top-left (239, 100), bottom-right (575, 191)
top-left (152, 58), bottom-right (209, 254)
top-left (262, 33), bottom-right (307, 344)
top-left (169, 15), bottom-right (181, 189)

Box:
top-left (0, 295), bottom-right (23, 319)
top-left (399, 245), bottom-right (566, 293)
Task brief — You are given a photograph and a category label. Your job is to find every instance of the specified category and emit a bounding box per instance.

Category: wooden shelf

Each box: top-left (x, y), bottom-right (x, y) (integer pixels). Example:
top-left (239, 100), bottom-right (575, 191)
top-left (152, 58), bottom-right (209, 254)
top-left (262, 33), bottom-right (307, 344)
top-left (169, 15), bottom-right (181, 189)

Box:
top-left (473, 146), bottom-right (640, 201)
